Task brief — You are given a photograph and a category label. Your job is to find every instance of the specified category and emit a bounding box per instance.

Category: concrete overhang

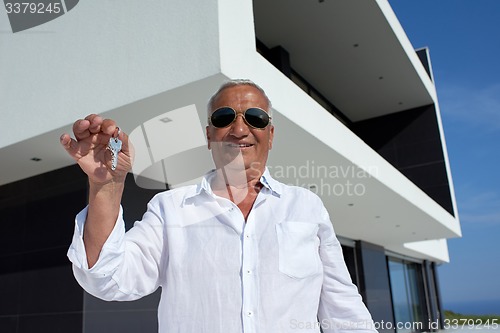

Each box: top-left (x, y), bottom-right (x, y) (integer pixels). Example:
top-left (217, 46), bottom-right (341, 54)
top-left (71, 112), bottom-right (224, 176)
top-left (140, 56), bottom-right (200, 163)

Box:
top-left (253, 0), bottom-right (437, 121)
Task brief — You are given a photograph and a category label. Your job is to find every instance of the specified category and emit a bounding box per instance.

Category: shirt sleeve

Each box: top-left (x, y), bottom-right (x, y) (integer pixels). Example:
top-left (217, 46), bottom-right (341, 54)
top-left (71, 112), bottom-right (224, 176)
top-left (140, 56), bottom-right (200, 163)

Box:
top-left (67, 198), bottom-right (165, 302)
top-left (317, 205), bottom-right (378, 333)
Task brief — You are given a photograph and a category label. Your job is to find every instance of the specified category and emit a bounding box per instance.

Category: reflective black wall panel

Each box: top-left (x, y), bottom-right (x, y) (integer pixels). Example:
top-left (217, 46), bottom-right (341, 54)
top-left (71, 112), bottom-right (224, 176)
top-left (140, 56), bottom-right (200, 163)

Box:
top-left (0, 165), bottom-right (87, 333)
top-left (355, 241), bottom-right (395, 333)
top-left (352, 105), bottom-right (454, 216)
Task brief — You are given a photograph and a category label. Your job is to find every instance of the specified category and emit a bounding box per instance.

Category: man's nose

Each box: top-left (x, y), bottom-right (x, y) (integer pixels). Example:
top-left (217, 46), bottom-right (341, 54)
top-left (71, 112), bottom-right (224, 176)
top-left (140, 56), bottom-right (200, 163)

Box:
top-left (229, 113), bottom-right (250, 137)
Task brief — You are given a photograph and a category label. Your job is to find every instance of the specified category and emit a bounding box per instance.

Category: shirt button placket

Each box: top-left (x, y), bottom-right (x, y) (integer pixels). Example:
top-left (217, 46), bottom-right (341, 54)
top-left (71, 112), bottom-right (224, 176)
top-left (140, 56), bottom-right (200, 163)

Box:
top-left (241, 213), bottom-right (257, 333)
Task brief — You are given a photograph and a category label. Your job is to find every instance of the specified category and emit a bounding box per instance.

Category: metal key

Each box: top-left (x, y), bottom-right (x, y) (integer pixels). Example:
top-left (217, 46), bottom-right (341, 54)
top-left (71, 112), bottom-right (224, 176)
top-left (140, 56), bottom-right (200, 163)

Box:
top-left (107, 135), bottom-right (122, 170)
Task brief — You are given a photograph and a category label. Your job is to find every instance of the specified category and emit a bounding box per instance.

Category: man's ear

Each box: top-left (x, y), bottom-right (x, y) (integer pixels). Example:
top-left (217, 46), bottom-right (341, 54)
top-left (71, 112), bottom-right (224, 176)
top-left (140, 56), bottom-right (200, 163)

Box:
top-left (268, 125), bottom-right (274, 150)
top-left (206, 126), bottom-right (211, 150)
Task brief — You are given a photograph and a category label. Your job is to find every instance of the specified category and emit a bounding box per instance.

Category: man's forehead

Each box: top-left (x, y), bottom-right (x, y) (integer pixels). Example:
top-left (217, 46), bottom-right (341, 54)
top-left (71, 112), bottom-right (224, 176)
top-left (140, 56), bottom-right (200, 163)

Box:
top-left (217, 85), bottom-right (264, 98)
top-left (213, 85), bottom-right (268, 108)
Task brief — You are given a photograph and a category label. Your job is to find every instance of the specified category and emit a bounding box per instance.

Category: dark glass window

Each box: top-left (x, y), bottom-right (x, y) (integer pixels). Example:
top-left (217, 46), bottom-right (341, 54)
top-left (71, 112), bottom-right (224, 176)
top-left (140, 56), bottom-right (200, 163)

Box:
top-left (388, 258), bottom-right (427, 333)
top-left (341, 244), bottom-right (358, 286)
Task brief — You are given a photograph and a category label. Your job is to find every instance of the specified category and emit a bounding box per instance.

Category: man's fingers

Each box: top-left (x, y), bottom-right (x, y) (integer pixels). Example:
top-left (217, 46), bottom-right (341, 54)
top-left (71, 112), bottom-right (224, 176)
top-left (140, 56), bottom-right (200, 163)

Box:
top-left (100, 118), bottom-right (130, 154)
top-left (117, 128), bottom-right (131, 155)
top-left (73, 114), bottom-right (104, 140)
top-left (86, 114), bottom-right (103, 134)
top-left (60, 133), bottom-right (71, 148)
top-left (60, 133), bottom-right (80, 160)
top-left (101, 118), bottom-right (118, 136)
top-left (62, 116), bottom-right (133, 175)
top-left (66, 114), bottom-right (129, 156)
top-left (72, 119), bottom-right (91, 141)
top-left (70, 115), bottom-right (122, 146)
top-left (95, 119), bottom-right (132, 161)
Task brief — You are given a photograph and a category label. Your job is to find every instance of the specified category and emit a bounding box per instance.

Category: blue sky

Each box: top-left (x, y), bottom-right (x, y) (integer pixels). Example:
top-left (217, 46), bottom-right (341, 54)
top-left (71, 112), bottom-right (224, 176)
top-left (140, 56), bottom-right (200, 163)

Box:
top-left (389, 0), bottom-right (500, 315)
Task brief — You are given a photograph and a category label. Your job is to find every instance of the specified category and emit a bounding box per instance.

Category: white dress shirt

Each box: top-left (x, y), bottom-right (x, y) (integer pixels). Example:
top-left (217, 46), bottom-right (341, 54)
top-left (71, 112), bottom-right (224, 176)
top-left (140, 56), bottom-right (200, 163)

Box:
top-left (68, 169), bottom-right (377, 333)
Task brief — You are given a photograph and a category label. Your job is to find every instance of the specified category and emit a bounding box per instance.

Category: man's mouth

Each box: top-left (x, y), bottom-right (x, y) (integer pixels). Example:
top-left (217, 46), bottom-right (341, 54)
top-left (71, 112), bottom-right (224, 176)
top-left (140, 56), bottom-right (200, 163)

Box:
top-left (227, 143), bottom-right (254, 149)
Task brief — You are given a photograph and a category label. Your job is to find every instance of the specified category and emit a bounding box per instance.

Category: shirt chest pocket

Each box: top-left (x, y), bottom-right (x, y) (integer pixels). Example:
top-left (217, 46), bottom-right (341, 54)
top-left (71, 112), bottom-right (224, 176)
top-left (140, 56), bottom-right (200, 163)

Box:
top-left (275, 222), bottom-right (321, 279)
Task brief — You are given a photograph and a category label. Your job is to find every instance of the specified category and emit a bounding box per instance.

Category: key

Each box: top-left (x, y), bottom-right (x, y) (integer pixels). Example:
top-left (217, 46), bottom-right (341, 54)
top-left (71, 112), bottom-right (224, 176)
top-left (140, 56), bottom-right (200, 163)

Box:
top-left (107, 135), bottom-right (122, 170)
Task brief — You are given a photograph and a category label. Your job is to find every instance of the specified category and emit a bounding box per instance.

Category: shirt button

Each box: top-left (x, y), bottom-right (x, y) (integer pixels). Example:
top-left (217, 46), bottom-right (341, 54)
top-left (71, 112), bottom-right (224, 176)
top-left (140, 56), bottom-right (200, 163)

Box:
top-left (247, 311), bottom-right (253, 317)
top-left (245, 234), bottom-right (250, 239)
top-left (246, 269), bottom-right (252, 274)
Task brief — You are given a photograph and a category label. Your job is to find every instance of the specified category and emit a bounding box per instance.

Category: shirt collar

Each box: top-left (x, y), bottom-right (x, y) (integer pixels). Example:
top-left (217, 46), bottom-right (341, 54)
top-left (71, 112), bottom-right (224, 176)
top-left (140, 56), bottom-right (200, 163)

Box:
top-left (260, 167), bottom-right (281, 197)
top-left (184, 167), bottom-right (281, 203)
top-left (196, 170), bottom-right (217, 197)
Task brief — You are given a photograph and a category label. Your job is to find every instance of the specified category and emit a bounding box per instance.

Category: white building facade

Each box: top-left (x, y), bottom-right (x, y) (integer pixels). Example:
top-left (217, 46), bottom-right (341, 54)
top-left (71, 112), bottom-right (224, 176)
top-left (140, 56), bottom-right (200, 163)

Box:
top-left (0, 0), bottom-right (461, 332)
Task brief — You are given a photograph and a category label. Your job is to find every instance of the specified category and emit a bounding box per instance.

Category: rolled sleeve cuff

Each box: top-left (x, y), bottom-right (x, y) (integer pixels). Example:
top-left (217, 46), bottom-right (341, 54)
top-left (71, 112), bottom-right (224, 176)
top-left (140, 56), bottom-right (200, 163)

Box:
top-left (67, 205), bottom-right (125, 275)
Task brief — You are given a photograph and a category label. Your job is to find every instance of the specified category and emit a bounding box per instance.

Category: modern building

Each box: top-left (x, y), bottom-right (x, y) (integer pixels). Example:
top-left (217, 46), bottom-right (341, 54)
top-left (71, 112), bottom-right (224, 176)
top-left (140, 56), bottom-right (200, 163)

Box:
top-left (0, 0), bottom-right (461, 332)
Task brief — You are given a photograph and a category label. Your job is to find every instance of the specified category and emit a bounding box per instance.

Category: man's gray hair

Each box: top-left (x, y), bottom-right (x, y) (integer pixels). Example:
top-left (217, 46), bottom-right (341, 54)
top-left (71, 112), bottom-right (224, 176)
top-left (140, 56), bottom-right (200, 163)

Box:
top-left (207, 79), bottom-right (272, 115)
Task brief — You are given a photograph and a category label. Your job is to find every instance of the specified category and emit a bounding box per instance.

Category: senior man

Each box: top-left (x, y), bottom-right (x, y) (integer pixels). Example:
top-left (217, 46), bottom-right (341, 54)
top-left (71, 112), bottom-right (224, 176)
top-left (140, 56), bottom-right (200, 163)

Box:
top-left (61, 79), bottom-right (377, 333)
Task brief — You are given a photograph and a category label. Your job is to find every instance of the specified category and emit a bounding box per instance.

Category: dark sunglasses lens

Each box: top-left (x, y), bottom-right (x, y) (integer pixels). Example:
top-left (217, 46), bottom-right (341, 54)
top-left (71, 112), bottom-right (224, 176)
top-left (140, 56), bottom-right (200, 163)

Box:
top-left (211, 108), bottom-right (236, 128)
top-left (245, 108), bottom-right (270, 128)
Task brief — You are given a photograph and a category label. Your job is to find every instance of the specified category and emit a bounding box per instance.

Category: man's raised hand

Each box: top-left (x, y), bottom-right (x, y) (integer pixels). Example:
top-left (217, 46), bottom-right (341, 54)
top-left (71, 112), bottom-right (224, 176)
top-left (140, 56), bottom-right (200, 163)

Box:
top-left (60, 114), bottom-right (132, 185)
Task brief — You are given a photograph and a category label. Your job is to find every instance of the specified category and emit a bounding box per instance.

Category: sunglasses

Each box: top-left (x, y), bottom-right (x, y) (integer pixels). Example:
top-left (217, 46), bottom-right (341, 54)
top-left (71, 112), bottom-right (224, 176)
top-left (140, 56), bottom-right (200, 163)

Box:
top-left (209, 107), bottom-right (272, 129)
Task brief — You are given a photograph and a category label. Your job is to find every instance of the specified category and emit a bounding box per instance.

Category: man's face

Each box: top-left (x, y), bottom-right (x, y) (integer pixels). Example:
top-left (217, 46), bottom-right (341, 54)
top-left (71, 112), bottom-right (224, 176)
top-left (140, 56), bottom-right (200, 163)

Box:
top-left (206, 85), bottom-right (274, 174)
